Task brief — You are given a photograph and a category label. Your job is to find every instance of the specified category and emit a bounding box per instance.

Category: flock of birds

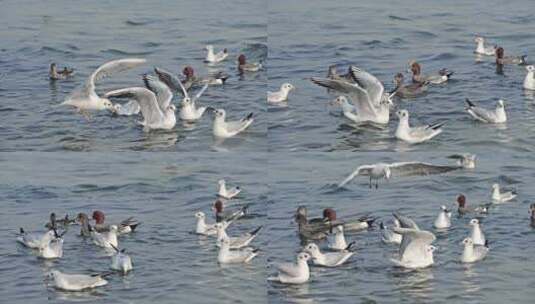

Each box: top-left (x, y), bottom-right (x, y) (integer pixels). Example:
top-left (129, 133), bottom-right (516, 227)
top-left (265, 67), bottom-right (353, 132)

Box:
top-left (50, 45), bottom-right (263, 139)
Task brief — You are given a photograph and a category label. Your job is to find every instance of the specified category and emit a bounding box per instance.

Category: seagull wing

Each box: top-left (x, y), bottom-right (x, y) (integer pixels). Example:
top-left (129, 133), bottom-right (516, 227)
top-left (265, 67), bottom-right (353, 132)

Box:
top-left (154, 67), bottom-right (188, 97)
top-left (105, 87), bottom-right (164, 125)
top-left (143, 74), bottom-right (173, 110)
top-left (388, 162), bottom-right (460, 177)
top-left (349, 66), bottom-right (385, 106)
top-left (337, 165), bottom-right (375, 187)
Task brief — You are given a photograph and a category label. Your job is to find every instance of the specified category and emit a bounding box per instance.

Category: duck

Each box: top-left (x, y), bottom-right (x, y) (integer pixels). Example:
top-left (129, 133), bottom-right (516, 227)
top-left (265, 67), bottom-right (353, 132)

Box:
top-left (455, 194), bottom-right (490, 215)
top-left (465, 98), bottom-right (507, 124)
top-left (294, 206), bottom-right (330, 240)
top-left (491, 183), bottom-right (517, 203)
top-left (322, 208), bottom-right (376, 232)
top-left (92, 210), bottom-right (140, 235)
top-left (433, 205), bottom-right (452, 229)
top-left (408, 60), bottom-right (453, 84)
top-left (524, 65), bottom-right (535, 90)
top-left (495, 47), bottom-right (527, 65)
top-left (267, 83), bottom-right (295, 103)
top-left (460, 237), bottom-right (489, 263)
top-left (391, 73), bottom-right (429, 98)
top-left (238, 54), bottom-right (262, 72)
top-left (469, 219), bottom-right (486, 246)
top-left (304, 243), bottom-right (353, 267)
top-left (395, 109), bottom-right (445, 144)
top-left (474, 36), bottom-right (496, 56)
top-left (49, 63), bottom-right (74, 80)
top-left (44, 212), bottom-right (75, 230)
top-left (529, 204), bottom-right (535, 228)
top-left (213, 199), bottom-right (248, 223)
top-left (182, 66), bottom-right (229, 90)
top-left (205, 45), bottom-right (228, 63)
top-left (76, 213), bottom-right (92, 237)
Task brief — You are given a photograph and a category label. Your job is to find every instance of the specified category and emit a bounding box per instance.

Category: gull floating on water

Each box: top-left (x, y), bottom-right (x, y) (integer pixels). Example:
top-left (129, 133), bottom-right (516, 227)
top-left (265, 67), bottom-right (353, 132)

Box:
top-left (469, 219), bottom-right (486, 246)
top-left (38, 229), bottom-right (64, 259)
top-left (381, 220), bottom-right (402, 244)
top-left (268, 252), bottom-right (311, 284)
top-left (212, 109), bottom-right (254, 138)
top-left (110, 245), bottom-right (133, 274)
top-left (217, 238), bottom-right (259, 264)
top-left (90, 225), bottom-right (118, 249)
top-left (408, 60), bottom-right (453, 84)
top-left (491, 183), bottom-right (517, 203)
top-left (218, 179), bottom-right (241, 199)
top-left (395, 109), bottom-right (445, 144)
top-left (311, 66), bottom-right (393, 124)
top-left (456, 194), bottom-right (490, 215)
top-left (474, 36), bottom-right (496, 56)
top-left (195, 212), bottom-right (232, 236)
top-left (391, 227), bottom-right (436, 269)
top-left (62, 58), bottom-right (146, 115)
top-left (524, 65), bottom-right (535, 90)
top-left (338, 161), bottom-right (464, 189)
top-left (205, 45), bottom-right (228, 63)
top-left (328, 225), bottom-right (351, 251)
top-left (47, 270), bottom-right (110, 291)
top-left (433, 205), bottom-right (452, 229)
top-left (304, 243), bottom-right (353, 267)
top-left (465, 98), bottom-right (507, 123)
top-left (461, 237), bottom-right (489, 263)
top-left (215, 223), bottom-right (262, 249)
top-left (92, 210), bottom-right (140, 235)
top-left (17, 228), bottom-right (54, 249)
top-left (267, 83), bottom-right (295, 103)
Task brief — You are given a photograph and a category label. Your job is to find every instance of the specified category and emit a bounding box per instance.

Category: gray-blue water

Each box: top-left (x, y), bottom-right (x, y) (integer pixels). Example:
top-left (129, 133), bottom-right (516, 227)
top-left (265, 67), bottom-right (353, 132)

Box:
top-left (2, 0), bottom-right (535, 303)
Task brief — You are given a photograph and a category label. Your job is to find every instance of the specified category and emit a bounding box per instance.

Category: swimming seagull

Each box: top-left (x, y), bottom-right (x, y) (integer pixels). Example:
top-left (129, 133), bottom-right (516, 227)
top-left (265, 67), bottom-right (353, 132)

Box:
top-left (38, 229), bottom-right (64, 259)
top-left (328, 225), bottom-right (352, 251)
top-left (46, 270), bottom-right (110, 291)
top-left (104, 85), bottom-right (176, 132)
top-left (268, 252), bottom-right (311, 284)
top-left (90, 225), bottom-right (118, 249)
top-left (311, 66), bottom-right (393, 124)
top-left (338, 161), bottom-right (464, 189)
top-left (469, 219), bottom-right (486, 246)
top-left (460, 237), bottom-right (489, 263)
top-left (217, 238), bottom-right (259, 264)
top-left (465, 99), bottom-right (507, 123)
top-left (524, 65), bottom-right (535, 90)
top-left (109, 245), bottom-right (133, 274)
top-left (395, 109), bottom-right (445, 144)
top-left (217, 179), bottom-right (241, 199)
top-left (178, 84), bottom-right (210, 122)
top-left (17, 229), bottom-right (55, 249)
top-left (474, 36), bottom-right (496, 56)
top-left (491, 183), bottom-right (517, 203)
top-left (304, 243), bottom-right (354, 267)
top-left (195, 212), bottom-right (232, 236)
top-left (433, 205), bottom-right (452, 229)
top-left (447, 154), bottom-right (476, 169)
top-left (62, 58), bottom-right (146, 115)
top-left (391, 227), bottom-right (436, 269)
top-left (212, 109), bottom-right (254, 138)
top-left (215, 223), bottom-right (262, 249)
top-left (205, 45), bottom-right (229, 63)
top-left (268, 83), bottom-right (295, 103)
top-left (380, 220), bottom-right (402, 244)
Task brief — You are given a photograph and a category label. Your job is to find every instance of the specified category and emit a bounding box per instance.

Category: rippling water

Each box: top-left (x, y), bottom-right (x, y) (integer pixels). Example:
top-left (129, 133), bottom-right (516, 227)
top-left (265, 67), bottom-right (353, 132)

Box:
top-left (2, 0), bottom-right (535, 303)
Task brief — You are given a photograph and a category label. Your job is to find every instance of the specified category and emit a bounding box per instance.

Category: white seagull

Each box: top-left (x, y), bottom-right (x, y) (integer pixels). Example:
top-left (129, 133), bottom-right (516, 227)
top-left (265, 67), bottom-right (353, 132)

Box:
top-left (381, 220), bottom-right (402, 244)
top-left (90, 225), bottom-right (118, 249)
top-left (268, 252), bottom-right (311, 284)
top-left (491, 183), bottom-right (517, 203)
top-left (218, 179), bottom-right (241, 199)
top-left (311, 66), bottom-right (393, 124)
top-left (328, 225), bottom-right (352, 251)
top-left (17, 228), bottom-right (55, 249)
top-left (212, 109), bottom-right (254, 138)
top-left (165, 72), bottom-right (211, 122)
top-left (469, 219), bottom-right (486, 246)
top-left (47, 270), bottom-right (109, 291)
top-left (38, 232), bottom-right (64, 259)
top-left (205, 45), bottom-right (229, 63)
top-left (338, 161), bottom-right (463, 189)
top-left (304, 243), bottom-right (353, 267)
top-left (267, 83), bottom-right (295, 103)
top-left (62, 58), bottom-right (146, 114)
top-left (474, 36), bottom-right (496, 56)
top-left (395, 110), bottom-right (445, 144)
top-left (524, 65), bottom-right (535, 90)
top-left (461, 237), bottom-right (489, 263)
top-left (111, 100), bottom-right (141, 116)
top-left (110, 245), bottom-right (133, 274)
top-left (433, 205), bottom-right (452, 229)
top-left (465, 99), bottom-right (507, 123)
top-left (195, 212), bottom-right (231, 236)
top-left (391, 227), bottom-right (436, 269)
top-left (215, 223), bottom-right (262, 249)
top-left (217, 238), bottom-right (259, 264)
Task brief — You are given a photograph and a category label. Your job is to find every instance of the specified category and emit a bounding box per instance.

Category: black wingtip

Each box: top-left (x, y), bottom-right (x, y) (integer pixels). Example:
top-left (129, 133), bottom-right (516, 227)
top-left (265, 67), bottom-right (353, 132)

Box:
top-left (129, 223), bottom-right (139, 232)
top-left (465, 98), bottom-right (475, 107)
top-left (345, 241), bottom-right (356, 251)
top-left (20, 227), bottom-right (25, 234)
top-left (379, 222), bottom-right (385, 230)
top-left (245, 112), bottom-right (254, 120)
top-left (250, 226), bottom-right (263, 236)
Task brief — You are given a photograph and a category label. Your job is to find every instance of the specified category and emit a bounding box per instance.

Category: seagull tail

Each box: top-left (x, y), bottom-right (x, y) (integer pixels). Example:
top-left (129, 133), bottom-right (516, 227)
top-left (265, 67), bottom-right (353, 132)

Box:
top-left (428, 120), bottom-right (447, 130)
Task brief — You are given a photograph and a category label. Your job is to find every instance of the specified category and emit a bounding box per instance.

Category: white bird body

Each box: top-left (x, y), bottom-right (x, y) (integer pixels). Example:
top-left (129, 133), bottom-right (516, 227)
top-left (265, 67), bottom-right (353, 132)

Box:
top-left (465, 99), bottom-right (507, 124)
top-left (381, 219), bottom-right (402, 244)
top-left (215, 223), bottom-right (261, 249)
top-left (17, 229), bottom-right (54, 249)
top-left (195, 212), bottom-right (231, 236)
top-left (491, 183), bottom-right (517, 203)
top-left (433, 206), bottom-right (452, 229)
top-left (524, 66), bottom-right (535, 90)
top-left (268, 252), bottom-right (311, 284)
top-left (470, 219), bottom-right (486, 246)
top-left (217, 239), bottom-right (259, 264)
top-left (474, 37), bottom-right (496, 56)
top-left (330, 96), bottom-right (390, 125)
top-left (39, 237), bottom-right (64, 259)
top-left (395, 110), bottom-right (444, 144)
top-left (110, 250), bottom-right (133, 274)
top-left (91, 225), bottom-right (118, 248)
top-left (111, 100), bottom-right (141, 116)
top-left (328, 225), bottom-right (349, 251)
top-left (205, 45), bottom-right (228, 63)
top-left (305, 243), bottom-right (353, 267)
top-left (267, 83), bottom-right (294, 103)
top-left (48, 270), bottom-right (108, 291)
top-left (461, 237), bottom-right (489, 263)
top-left (218, 179), bottom-right (241, 199)
top-left (392, 227), bottom-right (436, 269)
top-left (212, 109), bottom-right (254, 138)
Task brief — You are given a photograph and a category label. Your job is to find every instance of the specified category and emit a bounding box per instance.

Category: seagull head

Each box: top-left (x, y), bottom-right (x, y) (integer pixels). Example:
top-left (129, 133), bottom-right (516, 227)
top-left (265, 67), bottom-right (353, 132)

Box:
top-left (329, 96), bottom-right (348, 107)
top-left (496, 99), bottom-right (505, 109)
top-left (526, 65), bottom-right (535, 72)
top-left (297, 252), bottom-right (311, 262)
top-left (214, 222), bottom-right (226, 232)
top-left (181, 97), bottom-right (192, 106)
top-left (218, 179), bottom-right (226, 186)
top-left (102, 99), bottom-right (114, 111)
top-left (195, 211), bottom-right (205, 219)
top-left (205, 45), bottom-right (214, 51)
top-left (462, 237), bottom-right (473, 246)
top-left (109, 225), bottom-right (118, 233)
top-left (427, 245), bottom-right (437, 253)
top-left (396, 109), bottom-right (409, 120)
top-left (304, 243), bottom-right (320, 256)
top-left (469, 218), bottom-right (479, 226)
top-left (281, 83), bottom-right (295, 92)
top-left (384, 167), bottom-right (392, 180)
top-left (213, 109), bottom-right (226, 119)
top-left (474, 36), bottom-right (484, 43)
top-left (168, 104), bottom-right (177, 112)
top-left (491, 183), bottom-right (500, 191)
top-left (111, 103), bottom-right (122, 114)
top-left (440, 205), bottom-right (449, 213)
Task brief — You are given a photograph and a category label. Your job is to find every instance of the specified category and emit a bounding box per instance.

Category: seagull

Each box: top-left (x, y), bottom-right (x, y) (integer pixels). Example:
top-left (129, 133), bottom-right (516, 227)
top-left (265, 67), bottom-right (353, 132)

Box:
top-left (38, 230), bottom-right (64, 259)
top-left (267, 83), bottom-right (295, 103)
top-left (447, 154), bottom-right (476, 169)
top-left (395, 109), bottom-right (445, 144)
top-left (238, 54), bottom-right (262, 72)
top-left (460, 237), bottom-right (489, 263)
top-left (380, 220), bottom-right (402, 244)
top-left (311, 66), bottom-right (393, 124)
top-left (469, 219), bottom-right (486, 246)
top-left (17, 228), bottom-right (55, 249)
top-left (213, 199), bottom-right (248, 223)
top-left (338, 161), bottom-right (463, 189)
top-left (217, 238), bottom-right (259, 264)
top-left (161, 70), bottom-right (211, 122)
top-left (408, 61), bottom-right (453, 84)
top-left (391, 227), bottom-right (436, 269)
top-left (465, 99), bottom-right (507, 123)
top-left (474, 36), bottom-right (496, 56)
top-left (393, 212), bottom-right (420, 230)
top-left (92, 210), bottom-right (140, 235)
top-left (212, 109), bottom-right (254, 138)
top-left (268, 252), bottom-right (311, 284)
top-left (328, 225), bottom-right (352, 251)
top-left (62, 58), bottom-right (146, 115)
top-left (491, 183), bottom-right (517, 203)
top-left (46, 270), bottom-right (110, 291)
top-left (217, 179), bottom-right (241, 199)
top-left (455, 194), bottom-right (490, 215)
top-left (195, 212), bottom-right (232, 236)
top-left (524, 65), bottom-right (535, 90)
top-left (90, 225), bottom-right (118, 249)
top-left (433, 205), bottom-right (452, 229)
top-left (215, 223), bottom-right (262, 249)
top-left (104, 80), bottom-right (176, 131)
top-left (49, 63), bottom-right (74, 80)
top-left (304, 243), bottom-right (353, 267)
top-left (109, 245), bottom-right (133, 274)
top-left (110, 100), bottom-right (141, 116)
top-left (205, 45), bottom-right (229, 63)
